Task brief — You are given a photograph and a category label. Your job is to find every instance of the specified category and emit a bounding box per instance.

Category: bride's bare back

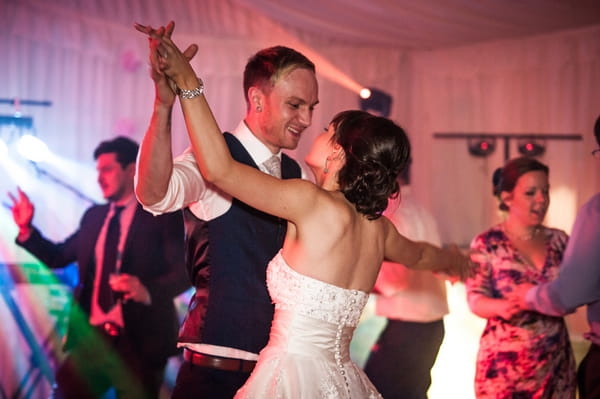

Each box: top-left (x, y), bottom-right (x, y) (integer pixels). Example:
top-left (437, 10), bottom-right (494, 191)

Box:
top-left (281, 189), bottom-right (389, 293)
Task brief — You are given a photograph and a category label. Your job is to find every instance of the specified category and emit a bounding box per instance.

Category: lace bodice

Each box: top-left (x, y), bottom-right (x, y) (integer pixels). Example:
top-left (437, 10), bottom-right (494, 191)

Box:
top-left (235, 251), bottom-right (382, 398)
top-left (267, 251), bottom-right (369, 327)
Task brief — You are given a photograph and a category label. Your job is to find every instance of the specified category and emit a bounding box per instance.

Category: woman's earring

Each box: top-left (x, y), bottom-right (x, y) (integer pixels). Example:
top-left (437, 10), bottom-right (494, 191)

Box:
top-left (323, 157), bottom-right (330, 174)
top-left (256, 105), bottom-right (262, 112)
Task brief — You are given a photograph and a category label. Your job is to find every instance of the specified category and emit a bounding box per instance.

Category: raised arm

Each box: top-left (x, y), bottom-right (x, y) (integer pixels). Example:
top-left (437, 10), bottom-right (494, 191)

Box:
top-left (137, 23), bottom-right (314, 223)
top-left (134, 22), bottom-right (198, 206)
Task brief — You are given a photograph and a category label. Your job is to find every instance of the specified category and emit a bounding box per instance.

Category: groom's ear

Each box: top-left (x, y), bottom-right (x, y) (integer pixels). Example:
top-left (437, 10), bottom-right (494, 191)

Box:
top-left (248, 87), bottom-right (265, 112)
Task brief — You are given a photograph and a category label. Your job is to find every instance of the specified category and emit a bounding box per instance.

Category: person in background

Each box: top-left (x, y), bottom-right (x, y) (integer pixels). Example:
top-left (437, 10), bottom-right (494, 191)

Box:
top-left (364, 159), bottom-right (449, 399)
top-left (134, 21), bottom-right (319, 398)
top-left (466, 156), bottom-right (576, 398)
top-left (514, 115), bottom-right (600, 399)
top-left (8, 136), bottom-right (188, 399)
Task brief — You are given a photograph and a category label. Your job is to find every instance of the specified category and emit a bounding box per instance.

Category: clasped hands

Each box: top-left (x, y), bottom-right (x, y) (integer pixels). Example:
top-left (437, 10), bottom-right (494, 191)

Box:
top-left (134, 21), bottom-right (199, 102)
top-left (433, 245), bottom-right (482, 283)
top-left (489, 284), bottom-right (536, 321)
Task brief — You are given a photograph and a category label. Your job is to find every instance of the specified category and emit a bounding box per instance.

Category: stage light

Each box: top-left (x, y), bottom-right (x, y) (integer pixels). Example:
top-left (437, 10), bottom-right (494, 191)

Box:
top-left (17, 134), bottom-right (50, 163)
top-left (518, 138), bottom-right (545, 157)
top-left (1, 114), bottom-right (36, 159)
top-left (468, 137), bottom-right (496, 157)
top-left (0, 115), bottom-right (35, 151)
top-left (359, 87), bottom-right (392, 117)
top-left (359, 88), bottom-right (372, 99)
top-left (0, 115), bottom-right (33, 130)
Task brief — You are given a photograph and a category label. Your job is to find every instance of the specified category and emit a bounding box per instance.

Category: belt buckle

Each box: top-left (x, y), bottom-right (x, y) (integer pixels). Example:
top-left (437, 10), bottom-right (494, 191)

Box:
top-left (102, 322), bottom-right (121, 337)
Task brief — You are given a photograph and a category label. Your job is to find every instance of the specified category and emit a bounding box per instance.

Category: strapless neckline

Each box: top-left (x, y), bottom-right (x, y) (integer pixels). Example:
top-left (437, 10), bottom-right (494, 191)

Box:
top-left (267, 250), bottom-right (369, 328)
top-left (275, 250), bottom-right (370, 296)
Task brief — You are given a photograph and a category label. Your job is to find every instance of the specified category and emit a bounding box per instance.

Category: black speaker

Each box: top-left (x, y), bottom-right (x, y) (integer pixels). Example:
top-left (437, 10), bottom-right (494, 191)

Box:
top-left (468, 137), bottom-right (496, 157)
top-left (517, 138), bottom-right (545, 157)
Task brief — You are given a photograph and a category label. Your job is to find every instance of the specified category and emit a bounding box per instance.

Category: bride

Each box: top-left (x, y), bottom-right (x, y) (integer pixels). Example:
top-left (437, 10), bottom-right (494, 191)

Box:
top-left (137, 22), bottom-right (471, 398)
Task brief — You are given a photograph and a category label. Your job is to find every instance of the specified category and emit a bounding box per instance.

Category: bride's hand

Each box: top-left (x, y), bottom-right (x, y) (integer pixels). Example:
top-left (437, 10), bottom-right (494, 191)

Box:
top-left (134, 21), bottom-right (199, 90)
top-left (134, 22), bottom-right (171, 78)
top-left (430, 244), bottom-right (474, 283)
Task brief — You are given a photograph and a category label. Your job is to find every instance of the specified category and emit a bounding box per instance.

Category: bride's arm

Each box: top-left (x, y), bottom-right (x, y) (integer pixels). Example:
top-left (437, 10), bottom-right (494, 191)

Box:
top-left (382, 217), bottom-right (471, 280)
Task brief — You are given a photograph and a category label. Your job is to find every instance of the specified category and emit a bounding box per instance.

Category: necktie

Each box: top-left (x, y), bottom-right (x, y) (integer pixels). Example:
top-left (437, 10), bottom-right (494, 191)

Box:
top-left (98, 206), bottom-right (124, 312)
top-left (262, 155), bottom-right (281, 178)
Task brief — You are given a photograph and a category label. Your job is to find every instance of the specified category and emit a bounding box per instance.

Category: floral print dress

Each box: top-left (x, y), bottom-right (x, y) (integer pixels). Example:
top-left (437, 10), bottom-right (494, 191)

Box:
top-left (467, 225), bottom-right (576, 399)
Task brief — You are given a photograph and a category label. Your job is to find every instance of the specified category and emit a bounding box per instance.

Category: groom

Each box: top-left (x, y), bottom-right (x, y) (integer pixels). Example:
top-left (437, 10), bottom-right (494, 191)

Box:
top-left (135, 22), bottom-right (319, 398)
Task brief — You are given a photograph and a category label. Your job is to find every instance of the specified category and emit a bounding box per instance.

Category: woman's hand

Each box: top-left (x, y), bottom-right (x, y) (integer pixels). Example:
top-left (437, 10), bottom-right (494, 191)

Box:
top-left (494, 298), bottom-right (521, 320)
top-left (509, 283), bottom-right (536, 310)
top-left (134, 21), bottom-right (199, 90)
top-left (434, 244), bottom-right (474, 282)
top-left (467, 292), bottom-right (523, 320)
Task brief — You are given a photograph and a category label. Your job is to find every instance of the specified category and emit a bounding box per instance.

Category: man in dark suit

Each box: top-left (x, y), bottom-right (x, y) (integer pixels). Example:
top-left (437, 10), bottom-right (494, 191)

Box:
top-left (134, 22), bottom-right (319, 398)
top-left (8, 136), bottom-right (189, 399)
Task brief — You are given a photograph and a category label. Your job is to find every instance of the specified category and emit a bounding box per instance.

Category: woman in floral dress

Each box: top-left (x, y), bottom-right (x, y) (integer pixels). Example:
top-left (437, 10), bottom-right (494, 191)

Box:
top-left (466, 157), bottom-right (576, 398)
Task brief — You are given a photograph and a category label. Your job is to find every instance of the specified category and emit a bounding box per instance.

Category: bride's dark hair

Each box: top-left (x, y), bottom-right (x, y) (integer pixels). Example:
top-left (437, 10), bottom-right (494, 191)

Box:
top-left (330, 110), bottom-right (411, 220)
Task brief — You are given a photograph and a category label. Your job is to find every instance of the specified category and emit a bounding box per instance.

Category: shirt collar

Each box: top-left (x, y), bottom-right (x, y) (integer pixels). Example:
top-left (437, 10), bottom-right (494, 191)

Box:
top-left (111, 193), bottom-right (137, 212)
top-left (232, 120), bottom-right (281, 166)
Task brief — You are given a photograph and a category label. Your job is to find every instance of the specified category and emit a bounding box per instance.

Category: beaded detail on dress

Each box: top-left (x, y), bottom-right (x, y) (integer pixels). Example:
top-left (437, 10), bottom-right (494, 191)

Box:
top-left (234, 250), bottom-right (382, 398)
top-left (267, 250), bottom-right (369, 328)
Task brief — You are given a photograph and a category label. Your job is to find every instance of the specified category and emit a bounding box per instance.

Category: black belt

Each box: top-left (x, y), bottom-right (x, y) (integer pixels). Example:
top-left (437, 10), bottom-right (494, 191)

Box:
top-left (183, 349), bottom-right (256, 373)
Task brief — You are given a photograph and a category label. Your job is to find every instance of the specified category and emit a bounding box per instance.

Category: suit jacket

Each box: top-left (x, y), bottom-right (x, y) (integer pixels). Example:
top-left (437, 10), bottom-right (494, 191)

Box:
top-left (178, 132), bottom-right (302, 353)
top-left (17, 203), bottom-right (188, 365)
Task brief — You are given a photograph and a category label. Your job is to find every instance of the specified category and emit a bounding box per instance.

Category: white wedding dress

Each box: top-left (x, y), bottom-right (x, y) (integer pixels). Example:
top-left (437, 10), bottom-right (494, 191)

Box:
top-left (235, 250), bottom-right (382, 399)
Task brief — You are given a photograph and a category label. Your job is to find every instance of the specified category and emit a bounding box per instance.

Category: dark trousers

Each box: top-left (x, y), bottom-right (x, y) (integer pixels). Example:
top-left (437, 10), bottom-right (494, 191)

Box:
top-left (171, 360), bottom-right (252, 399)
top-left (578, 343), bottom-right (600, 399)
top-left (52, 327), bottom-right (166, 399)
top-left (364, 319), bottom-right (445, 399)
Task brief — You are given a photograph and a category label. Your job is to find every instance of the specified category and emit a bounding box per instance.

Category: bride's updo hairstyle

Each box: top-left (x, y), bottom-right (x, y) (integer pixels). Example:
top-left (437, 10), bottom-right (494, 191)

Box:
top-left (330, 110), bottom-right (411, 220)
